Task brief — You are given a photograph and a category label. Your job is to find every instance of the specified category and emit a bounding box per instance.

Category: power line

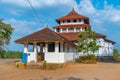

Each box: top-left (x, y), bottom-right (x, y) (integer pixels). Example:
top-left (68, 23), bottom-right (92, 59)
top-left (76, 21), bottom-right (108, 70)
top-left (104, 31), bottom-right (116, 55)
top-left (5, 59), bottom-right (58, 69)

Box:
top-left (25, 0), bottom-right (44, 24)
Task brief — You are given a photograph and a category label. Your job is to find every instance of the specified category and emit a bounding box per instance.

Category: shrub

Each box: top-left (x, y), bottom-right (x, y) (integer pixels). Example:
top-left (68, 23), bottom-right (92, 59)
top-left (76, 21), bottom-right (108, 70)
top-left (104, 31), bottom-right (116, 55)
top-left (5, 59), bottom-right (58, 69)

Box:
top-left (76, 54), bottom-right (96, 63)
top-left (16, 62), bottom-right (27, 69)
top-left (89, 54), bottom-right (96, 60)
top-left (41, 61), bottom-right (47, 70)
top-left (113, 49), bottom-right (120, 61)
top-left (0, 47), bottom-right (6, 58)
top-left (16, 62), bottom-right (19, 68)
top-left (41, 61), bottom-right (63, 70)
top-left (4, 51), bottom-right (22, 59)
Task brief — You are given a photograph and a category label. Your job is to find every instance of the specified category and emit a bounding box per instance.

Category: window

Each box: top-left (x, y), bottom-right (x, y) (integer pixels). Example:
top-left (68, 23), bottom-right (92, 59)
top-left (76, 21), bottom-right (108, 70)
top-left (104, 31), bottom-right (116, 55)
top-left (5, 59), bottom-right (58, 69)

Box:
top-left (79, 20), bottom-right (81, 22)
top-left (48, 43), bottom-right (55, 52)
top-left (67, 20), bottom-right (70, 23)
top-left (56, 28), bottom-right (60, 32)
top-left (73, 20), bottom-right (77, 22)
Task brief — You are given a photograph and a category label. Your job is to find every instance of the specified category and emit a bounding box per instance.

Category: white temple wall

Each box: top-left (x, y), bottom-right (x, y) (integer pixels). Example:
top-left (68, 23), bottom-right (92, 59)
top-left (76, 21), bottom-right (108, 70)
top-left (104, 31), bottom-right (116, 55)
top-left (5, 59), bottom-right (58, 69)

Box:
top-left (77, 38), bottom-right (114, 56)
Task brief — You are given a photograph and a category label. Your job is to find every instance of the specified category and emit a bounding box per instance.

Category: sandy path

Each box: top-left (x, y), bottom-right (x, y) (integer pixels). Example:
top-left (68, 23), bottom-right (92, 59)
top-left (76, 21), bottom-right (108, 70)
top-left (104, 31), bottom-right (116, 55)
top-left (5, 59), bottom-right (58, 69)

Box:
top-left (0, 59), bottom-right (120, 80)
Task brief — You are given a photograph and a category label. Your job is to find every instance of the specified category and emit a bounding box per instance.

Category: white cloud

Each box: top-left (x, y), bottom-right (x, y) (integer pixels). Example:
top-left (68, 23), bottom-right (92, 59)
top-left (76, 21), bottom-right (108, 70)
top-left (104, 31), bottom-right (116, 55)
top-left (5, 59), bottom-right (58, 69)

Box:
top-left (78, 0), bottom-right (95, 14)
top-left (75, 0), bottom-right (120, 33)
top-left (5, 18), bottom-right (39, 35)
top-left (9, 10), bottom-right (21, 16)
top-left (1, 0), bottom-right (74, 8)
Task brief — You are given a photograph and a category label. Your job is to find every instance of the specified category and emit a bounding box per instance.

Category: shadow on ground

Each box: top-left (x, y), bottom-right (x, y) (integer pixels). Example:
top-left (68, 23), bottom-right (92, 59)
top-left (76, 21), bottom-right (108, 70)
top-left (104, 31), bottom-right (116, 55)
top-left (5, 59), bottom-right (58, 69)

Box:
top-left (35, 76), bottom-right (100, 80)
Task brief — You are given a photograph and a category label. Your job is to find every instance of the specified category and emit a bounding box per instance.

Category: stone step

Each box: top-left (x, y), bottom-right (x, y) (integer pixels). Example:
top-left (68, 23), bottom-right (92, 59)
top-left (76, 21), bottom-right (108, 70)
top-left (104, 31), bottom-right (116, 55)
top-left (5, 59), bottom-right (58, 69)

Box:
top-left (27, 63), bottom-right (43, 69)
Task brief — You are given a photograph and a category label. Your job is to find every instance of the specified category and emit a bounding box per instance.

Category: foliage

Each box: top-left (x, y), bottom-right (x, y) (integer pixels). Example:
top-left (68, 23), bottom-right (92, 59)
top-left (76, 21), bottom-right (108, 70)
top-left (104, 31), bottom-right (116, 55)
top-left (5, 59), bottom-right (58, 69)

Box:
top-left (42, 61), bottom-right (47, 70)
top-left (0, 50), bottom-right (22, 59)
top-left (41, 61), bottom-right (63, 70)
top-left (5, 50), bottom-right (22, 59)
top-left (113, 49), bottom-right (120, 61)
top-left (16, 62), bottom-right (27, 69)
top-left (16, 62), bottom-right (19, 68)
top-left (0, 47), bottom-right (6, 58)
top-left (0, 19), bottom-right (14, 47)
top-left (76, 54), bottom-right (96, 63)
top-left (77, 27), bottom-right (100, 56)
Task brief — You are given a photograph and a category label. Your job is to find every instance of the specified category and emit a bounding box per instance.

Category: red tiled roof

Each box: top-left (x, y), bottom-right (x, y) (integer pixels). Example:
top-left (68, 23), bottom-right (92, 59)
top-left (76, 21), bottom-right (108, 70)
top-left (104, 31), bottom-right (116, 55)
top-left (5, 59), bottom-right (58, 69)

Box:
top-left (58, 32), bottom-right (106, 41)
top-left (56, 9), bottom-right (88, 22)
top-left (15, 28), bottom-right (75, 46)
top-left (53, 24), bottom-right (90, 29)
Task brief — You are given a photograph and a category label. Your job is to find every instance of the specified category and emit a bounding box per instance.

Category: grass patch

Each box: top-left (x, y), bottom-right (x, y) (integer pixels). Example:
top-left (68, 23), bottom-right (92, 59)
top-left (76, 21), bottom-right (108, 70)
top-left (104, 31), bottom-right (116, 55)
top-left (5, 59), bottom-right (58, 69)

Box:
top-left (41, 61), bottom-right (64, 70)
top-left (76, 54), bottom-right (97, 63)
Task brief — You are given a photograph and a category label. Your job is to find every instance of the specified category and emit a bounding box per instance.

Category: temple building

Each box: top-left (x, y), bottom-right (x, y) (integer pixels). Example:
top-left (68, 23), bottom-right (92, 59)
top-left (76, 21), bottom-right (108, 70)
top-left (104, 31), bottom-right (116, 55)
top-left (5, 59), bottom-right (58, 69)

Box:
top-left (15, 9), bottom-right (115, 63)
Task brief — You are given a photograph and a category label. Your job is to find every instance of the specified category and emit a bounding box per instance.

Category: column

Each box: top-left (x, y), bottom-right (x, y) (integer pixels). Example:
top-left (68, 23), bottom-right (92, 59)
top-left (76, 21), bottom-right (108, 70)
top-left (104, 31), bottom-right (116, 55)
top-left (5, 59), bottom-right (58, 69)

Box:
top-left (60, 42), bottom-right (63, 52)
top-left (37, 46), bottom-right (40, 52)
top-left (64, 43), bottom-right (67, 52)
top-left (66, 28), bottom-right (69, 33)
top-left (74, 28), bottom-right (76, 32)
top-left (24, 43), bottom-right (28, 53)
top-left (60, 28), bottom-right (62, 33)
top-left (45, 43), bottom-right (48, 53)
top-left (40, 44), bottom-right (43, 53)
top-left (55, 42), bottom-right (59, 53)
top-left (80, 28), bottom-right (82, 31)
top-left (54, 28), bottom-right (57, 32)
top-left (33, 42), bottom-right (37, 52)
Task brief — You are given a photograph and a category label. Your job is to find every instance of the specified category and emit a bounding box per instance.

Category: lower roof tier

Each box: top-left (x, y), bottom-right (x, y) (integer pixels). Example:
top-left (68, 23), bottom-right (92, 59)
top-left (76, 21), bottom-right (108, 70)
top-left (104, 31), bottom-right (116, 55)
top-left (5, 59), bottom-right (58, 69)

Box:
top-left (58, 32), bottom-right (115, 44)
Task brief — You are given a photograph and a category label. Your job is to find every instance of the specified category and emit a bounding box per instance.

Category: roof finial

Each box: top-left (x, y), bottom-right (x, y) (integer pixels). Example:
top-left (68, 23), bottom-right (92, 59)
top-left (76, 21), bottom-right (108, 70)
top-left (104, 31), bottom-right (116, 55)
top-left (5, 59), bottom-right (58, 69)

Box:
top-left (45, 24), bottom-right (48, 28)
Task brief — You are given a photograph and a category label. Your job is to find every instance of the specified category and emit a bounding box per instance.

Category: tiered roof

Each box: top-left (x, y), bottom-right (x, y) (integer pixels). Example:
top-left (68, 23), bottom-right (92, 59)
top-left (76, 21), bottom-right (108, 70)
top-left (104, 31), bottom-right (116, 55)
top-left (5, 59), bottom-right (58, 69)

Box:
top-left (56, 9), bottom-right (89, 23)
top-left (15, 9), bottom-right (115, 44)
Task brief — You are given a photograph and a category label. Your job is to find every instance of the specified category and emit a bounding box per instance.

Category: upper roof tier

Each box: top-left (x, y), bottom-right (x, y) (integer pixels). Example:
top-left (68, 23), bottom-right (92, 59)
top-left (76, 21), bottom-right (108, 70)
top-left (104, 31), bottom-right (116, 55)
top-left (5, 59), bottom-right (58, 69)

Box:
top-left (56, 9), bottom-right (89, 24)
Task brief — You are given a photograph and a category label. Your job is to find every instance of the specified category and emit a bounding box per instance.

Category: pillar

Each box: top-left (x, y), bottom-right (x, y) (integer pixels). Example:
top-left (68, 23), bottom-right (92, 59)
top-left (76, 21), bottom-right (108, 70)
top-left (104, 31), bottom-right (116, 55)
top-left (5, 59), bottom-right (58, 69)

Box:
top-left (66, 28), bottom-right (68, 33)
top-left (45, 43), bottom-right (48, 53)
top-left (24, 43), bottom-right (28, 53)
top-left (55, 42), bottom-right (59, 53)
top-left (74, 28), bottom-right (76, 32)
top-left (33, 42), bottom-right (37, 52)
top-left (60, 28), bottom-right (62, 33)
top-left (54, 28), bottom-right (57, 32)
top-left (40, 44), bottom-right (43, 53)
top-left (60, 42), bottom-right (63, 52)
top-left (64, 43), bottom-right (67, 52)
top-left (80, 28), bottom-right (82, 31)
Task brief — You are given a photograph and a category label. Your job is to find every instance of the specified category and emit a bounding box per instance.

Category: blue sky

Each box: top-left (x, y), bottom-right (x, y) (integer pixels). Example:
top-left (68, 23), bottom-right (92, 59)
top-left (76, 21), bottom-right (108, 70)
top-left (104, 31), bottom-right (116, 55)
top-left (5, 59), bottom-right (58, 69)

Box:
top-left (0, 0), bottom-right (120, 51)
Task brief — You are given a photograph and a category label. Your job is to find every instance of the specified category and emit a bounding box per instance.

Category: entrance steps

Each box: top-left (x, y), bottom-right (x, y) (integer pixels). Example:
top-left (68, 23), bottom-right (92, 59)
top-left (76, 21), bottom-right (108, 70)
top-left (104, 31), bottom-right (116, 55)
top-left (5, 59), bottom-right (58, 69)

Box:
top-left (27, 61), bottom-right (43, 69)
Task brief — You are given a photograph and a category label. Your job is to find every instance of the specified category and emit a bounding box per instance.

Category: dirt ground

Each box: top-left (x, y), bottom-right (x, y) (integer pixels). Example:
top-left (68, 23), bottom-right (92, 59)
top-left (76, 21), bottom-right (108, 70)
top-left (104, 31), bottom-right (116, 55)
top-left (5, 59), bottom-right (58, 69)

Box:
top-left (0, 59), bottom-right (120, 80)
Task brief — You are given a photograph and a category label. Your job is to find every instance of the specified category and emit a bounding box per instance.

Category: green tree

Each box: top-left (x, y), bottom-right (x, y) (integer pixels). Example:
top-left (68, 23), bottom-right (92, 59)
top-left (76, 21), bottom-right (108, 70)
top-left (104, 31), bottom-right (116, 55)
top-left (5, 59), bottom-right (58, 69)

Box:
top-left (113, 49), bottom-right (120, 61)
top-left (0, 19), bottom-right (14, 47)
top-left (0, 19), bottom-right (14, 58)
top-left (77, 27), bottom-right (100, 57)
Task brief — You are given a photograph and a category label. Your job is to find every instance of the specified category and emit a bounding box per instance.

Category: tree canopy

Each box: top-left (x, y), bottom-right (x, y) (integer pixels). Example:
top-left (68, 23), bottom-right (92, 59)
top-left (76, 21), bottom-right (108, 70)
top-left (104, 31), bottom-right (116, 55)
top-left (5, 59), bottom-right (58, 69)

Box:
top-left (0, 19), bottom-right (14, 47)
top-left (77, 27), bottom-right (100, 55)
